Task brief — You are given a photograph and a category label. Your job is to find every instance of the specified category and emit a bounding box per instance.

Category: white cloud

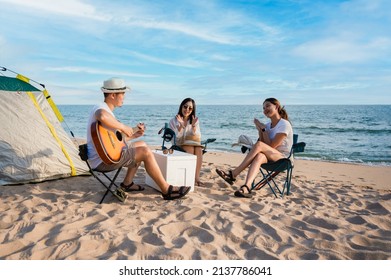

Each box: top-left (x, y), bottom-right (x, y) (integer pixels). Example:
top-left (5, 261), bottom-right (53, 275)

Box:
top-left (292, 37), bottom-right (391, 63)
top-left (0, 0), bottom-right (109, 21)
top-left (123, 19), bottom-right (240, 45)
top-left (0, 0), bottom-right (280, 47)
top-left (45, 66), bottom-right (157, 78)
top-left (126, 51), bottom-right (206, 69)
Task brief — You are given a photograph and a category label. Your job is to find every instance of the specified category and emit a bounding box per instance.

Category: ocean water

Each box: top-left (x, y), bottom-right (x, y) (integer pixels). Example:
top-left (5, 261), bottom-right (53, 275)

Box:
top-left (59, 105), bottom-right (391, 166)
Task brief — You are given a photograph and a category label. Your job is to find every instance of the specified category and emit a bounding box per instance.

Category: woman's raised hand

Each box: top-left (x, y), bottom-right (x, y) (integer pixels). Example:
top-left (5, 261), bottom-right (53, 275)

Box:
top-left (192, 115), bottom-right (199, 127)
top-left (176, 114), bottom-right (185, 129)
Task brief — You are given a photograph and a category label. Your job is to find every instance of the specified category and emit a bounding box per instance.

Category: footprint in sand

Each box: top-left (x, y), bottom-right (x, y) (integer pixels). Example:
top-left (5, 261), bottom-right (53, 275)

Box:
top-left (51, 240), bottom-right (79, 259)
top-left (7, 221), bottom-right (35, 239)
top-left (139, 227), bottom-right (165, 246)
top-left (187, 226), bottom-right (215, 243)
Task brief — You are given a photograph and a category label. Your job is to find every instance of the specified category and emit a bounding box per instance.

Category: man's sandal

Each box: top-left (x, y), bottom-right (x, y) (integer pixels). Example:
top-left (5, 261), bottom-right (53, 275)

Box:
top-left (216, 169), bottom-right (236, 185)
top-left (120, 182), bottom-right (145, 192)
top-left (162, 185), bottom-right (191, 200)
top-left (234, 185), bottom-right (253, 198)
top-left (114, 188), bottom-right (127, 202)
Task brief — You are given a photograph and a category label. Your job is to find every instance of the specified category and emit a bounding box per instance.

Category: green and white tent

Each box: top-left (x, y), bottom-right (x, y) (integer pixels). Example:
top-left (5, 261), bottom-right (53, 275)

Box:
top-left (0, 68), bottom-right (89, 185)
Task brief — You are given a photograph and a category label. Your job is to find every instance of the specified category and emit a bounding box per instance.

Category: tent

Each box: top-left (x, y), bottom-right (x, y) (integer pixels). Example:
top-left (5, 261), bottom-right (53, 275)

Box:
top-left (0, 68), bottom-right (89, 185)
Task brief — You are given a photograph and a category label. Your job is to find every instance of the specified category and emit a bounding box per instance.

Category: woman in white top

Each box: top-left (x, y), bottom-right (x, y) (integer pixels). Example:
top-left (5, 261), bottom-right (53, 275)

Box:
top-left (169, 98), bottom-right (204, 186)
top-left (216, 97), bottom-right (293, 198)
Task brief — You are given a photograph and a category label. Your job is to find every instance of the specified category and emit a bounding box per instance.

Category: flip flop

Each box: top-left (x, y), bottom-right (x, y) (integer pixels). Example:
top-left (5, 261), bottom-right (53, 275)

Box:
top-left (216, 169), bottom-right (236, 185)
top-left (120, 182), bottom-right (145, 192)
top-left (234, 185), bottom-right (253, 198)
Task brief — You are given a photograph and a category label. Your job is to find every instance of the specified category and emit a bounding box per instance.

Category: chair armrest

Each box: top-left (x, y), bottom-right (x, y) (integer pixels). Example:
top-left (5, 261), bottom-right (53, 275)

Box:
top-left (78, 144), bottom-right (89, 161)
top-left (292, 142), bottom-right (306, 153)
top-left (201, 138), bottom-right (216, 145)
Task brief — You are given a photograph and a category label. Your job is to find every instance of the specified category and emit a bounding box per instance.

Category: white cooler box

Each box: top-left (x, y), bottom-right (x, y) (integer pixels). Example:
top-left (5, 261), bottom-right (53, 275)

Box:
top-left (145, 150), bottom-right (197, 192)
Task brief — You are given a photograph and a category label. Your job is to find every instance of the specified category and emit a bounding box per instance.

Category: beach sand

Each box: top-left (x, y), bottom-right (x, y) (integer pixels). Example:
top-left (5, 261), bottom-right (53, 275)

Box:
top-left (0, 150), bottom-right (390, 260)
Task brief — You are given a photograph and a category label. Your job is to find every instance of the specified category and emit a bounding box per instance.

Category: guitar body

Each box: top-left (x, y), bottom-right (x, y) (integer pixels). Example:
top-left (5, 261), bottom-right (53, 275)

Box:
top-left (91, 121), bottom-right (126, 164)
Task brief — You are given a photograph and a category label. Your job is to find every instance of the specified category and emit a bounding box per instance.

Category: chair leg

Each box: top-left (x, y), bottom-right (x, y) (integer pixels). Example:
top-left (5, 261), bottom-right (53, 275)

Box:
top-left (82, 156), bottom-right (125, 203)
top-left (286, 167), bottom-right (294, 196)
top-left (280, 167), bottom-right (293, 197)
top-left (93, 168), bottom-right (124, 204)
top-left (252, 171), bottom-right (280, 191)
top-left (260, 170), bottom-right (279, 198)
top-left (99, 189), bottom-right (110, 204)
top-left (252, 161), bottom-right (295, 198)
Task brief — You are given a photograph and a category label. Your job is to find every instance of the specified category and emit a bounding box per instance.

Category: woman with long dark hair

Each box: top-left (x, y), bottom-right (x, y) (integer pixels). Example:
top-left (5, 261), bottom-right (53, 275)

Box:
top-left (169, 98), bottom-right (204, 186)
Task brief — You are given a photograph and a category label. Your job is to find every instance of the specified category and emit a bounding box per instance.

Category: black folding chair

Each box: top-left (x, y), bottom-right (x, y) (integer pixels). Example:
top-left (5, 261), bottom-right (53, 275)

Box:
top-left (158, 123), bottom-right (216, 154)
top-left (78, 144), bottom-right (127, 203)
top-left (158, 124), bottom-right (186, 152)
top-left (201, 138), bottom-right (216, 154)
top-left (250, 134), bottom-right (306, 197)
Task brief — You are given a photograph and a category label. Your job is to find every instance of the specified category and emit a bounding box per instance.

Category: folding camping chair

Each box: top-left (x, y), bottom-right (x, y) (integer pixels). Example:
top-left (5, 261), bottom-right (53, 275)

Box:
top-left (251, 134), bottom-right (306, 198)
top-left (78, 144), bottom-right (127, 204)
top-left (158, 123), bottom-right (216, 154)
top-left (158, 123), bottom-right (185, 153)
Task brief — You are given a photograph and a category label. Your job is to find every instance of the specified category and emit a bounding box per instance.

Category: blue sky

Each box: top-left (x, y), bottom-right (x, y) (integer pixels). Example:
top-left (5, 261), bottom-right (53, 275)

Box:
top-left (1, 0), bottom-right (390, 105)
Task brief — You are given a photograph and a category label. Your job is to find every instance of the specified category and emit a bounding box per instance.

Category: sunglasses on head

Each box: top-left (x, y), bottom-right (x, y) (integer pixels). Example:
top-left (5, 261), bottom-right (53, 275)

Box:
top-left (183, 105), bottom-right (193, 110)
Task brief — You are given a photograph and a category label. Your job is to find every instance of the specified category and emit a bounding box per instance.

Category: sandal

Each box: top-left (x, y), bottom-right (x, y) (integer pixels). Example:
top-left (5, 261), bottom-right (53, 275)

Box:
top-left (162, 185), bottom-right (191, 200)
top-left (216, 169), bottom-right (236, 185)
top-left (234, 185), bottom-right (253, 198)
top-left (120, 182), bottom-right (145, 192)
top-left (114, 188), bottom-right (127, 202)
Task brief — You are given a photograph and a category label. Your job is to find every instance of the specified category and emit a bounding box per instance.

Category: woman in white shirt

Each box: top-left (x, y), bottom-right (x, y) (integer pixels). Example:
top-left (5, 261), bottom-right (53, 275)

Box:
top-left (216, 97), bottom-right (293, 198)
top-left (169, 98), bottom-right (204, 186)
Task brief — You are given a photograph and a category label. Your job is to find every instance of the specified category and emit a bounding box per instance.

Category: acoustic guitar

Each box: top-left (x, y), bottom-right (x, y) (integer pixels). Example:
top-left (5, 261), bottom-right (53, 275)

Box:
top-left (91, 121), bottom-right (140, 165)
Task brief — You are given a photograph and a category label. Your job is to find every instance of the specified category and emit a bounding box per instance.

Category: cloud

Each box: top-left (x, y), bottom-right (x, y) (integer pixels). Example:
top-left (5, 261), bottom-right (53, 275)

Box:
top-left (123, 19), bottom-right (240, 45)
top-left (0, 0), bottom-right (280, 47)
top-left (45, 66), bottom-right (157, 78)
top-left (0, 0), bottom-right (109, 21)
top-left (126, 51), bottom-right (206, 68)
top-left (292, 37), bottom-right (391, 64)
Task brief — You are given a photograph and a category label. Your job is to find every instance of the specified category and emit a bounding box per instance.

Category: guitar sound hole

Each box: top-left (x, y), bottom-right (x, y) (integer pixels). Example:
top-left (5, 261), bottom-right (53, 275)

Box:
top-left (116, 131), bottom-right (123, 141)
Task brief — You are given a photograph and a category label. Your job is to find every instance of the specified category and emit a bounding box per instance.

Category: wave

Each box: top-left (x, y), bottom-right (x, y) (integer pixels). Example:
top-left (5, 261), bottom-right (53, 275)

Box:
top-left (299, 126), bottom-right (391, 134)
top-left (296, 156), bottom-right (391, 166)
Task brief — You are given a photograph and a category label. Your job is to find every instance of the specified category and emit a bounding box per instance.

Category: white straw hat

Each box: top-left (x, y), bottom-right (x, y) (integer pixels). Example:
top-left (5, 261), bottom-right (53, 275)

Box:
top-left (101, 77), bottom-right (131, 93)
top-left (231, 135), bottom-right (254, 149)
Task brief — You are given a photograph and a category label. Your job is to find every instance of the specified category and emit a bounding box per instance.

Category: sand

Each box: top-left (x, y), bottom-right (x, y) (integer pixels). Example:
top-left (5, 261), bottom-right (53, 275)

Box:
top-left (0, 150), bottom-right (390, 260)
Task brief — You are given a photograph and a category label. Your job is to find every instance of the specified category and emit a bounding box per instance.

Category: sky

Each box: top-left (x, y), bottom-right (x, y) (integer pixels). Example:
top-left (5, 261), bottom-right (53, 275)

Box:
top-left (1, 0), bottom-right (390, 105)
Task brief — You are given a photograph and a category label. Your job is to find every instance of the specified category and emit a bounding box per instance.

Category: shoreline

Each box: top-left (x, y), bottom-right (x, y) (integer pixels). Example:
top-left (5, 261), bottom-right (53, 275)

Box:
top-left (72, 138), bottom-right (391, 168)
top-left (206, 148), bottom-right (391, 167)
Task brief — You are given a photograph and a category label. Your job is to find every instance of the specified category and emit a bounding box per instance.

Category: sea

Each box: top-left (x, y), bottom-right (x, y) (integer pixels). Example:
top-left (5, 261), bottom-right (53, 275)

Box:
top-left (59, 105), bottom-right (391, 166)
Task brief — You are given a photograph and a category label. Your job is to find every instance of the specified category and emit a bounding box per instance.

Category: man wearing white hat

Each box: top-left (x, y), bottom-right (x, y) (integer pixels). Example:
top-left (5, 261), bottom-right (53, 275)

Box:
top-left (86, 78), bottom-right (191, 200)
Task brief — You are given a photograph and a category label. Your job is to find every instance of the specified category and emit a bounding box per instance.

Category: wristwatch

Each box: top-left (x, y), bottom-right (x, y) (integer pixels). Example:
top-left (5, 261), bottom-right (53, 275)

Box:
top-left (261, 128), bottom-right (266, 132)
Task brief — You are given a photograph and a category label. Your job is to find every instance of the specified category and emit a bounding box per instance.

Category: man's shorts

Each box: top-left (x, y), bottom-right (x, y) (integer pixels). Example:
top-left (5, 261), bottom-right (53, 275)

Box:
top-left (94, 142), bottom-right (136, 172)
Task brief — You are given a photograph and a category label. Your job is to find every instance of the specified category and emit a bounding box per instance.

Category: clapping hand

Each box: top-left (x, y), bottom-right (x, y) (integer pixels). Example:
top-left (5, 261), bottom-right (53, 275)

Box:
top-left (176, 114), bottom-right (185, 128)
top-left (191, 115), bottom-right (199, 127)
top-left (254, 118), bottom-right (265, 131)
